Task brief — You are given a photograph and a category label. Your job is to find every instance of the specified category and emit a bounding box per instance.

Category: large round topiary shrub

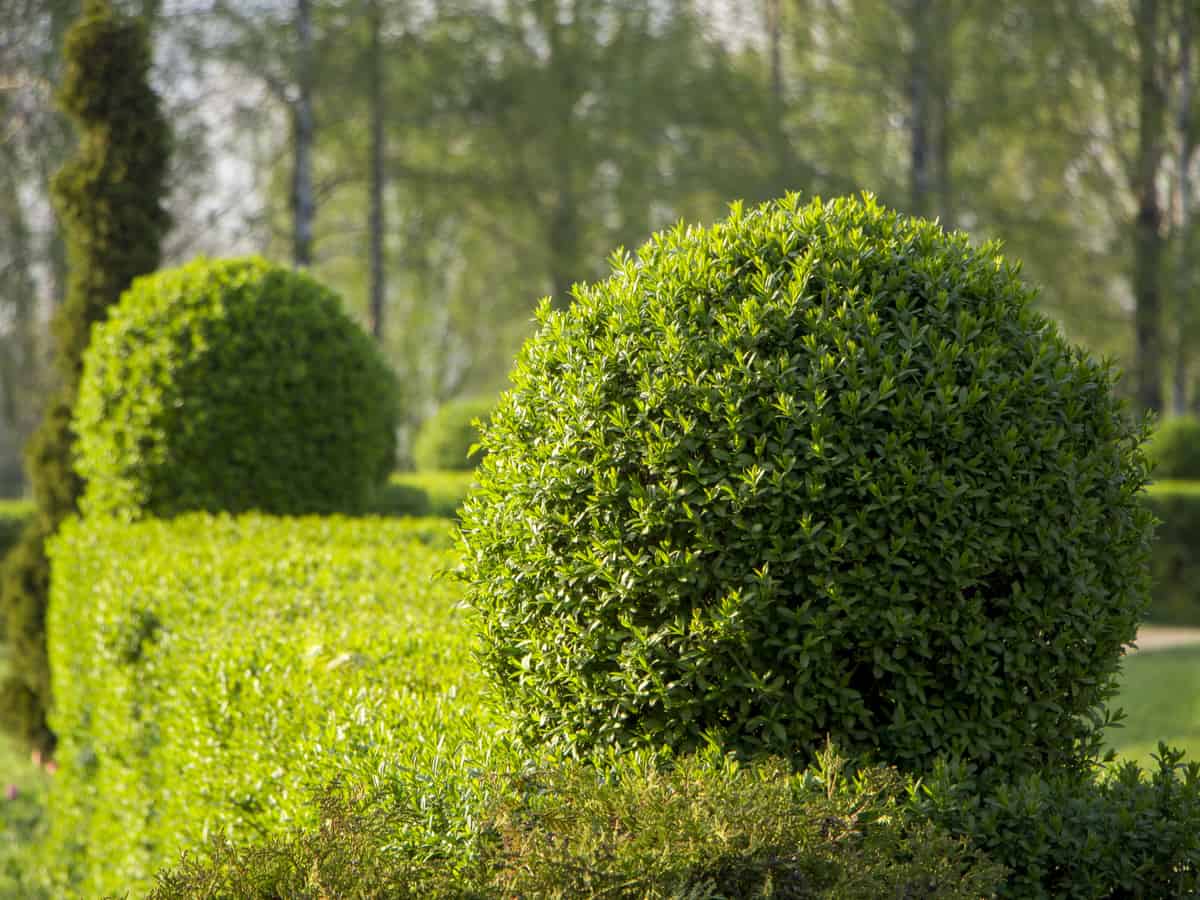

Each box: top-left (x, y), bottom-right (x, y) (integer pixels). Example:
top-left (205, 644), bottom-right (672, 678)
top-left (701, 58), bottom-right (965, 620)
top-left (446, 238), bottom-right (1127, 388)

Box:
top-left (74, 256), bottom-right (398, 518)
top-left (1147, 415), bottom-right (1200, 480)
top-left (457, 193), bottom-right (1154, 777)
top-left (412, 396), bottom-right (495, 472)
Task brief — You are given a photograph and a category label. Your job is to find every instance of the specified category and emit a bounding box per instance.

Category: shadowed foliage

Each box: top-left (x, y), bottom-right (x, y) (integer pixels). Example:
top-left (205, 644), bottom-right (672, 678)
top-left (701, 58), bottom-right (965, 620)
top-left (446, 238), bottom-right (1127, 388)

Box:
top-left (0, 0), bottom-right (169, 755)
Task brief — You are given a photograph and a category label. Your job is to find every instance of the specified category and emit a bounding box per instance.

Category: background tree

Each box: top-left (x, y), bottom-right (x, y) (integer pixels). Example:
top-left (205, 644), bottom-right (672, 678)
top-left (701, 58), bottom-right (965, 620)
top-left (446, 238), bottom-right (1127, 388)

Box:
top-left (0, 0), bottom-right (78, 496)
top-left (0, 0), bottom-right (169, 755)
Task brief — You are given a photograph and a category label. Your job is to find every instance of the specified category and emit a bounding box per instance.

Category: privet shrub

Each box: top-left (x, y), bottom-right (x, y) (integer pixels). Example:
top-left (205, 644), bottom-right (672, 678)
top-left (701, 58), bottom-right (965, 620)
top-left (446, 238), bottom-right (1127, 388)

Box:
top-left (1142, 481), bottom-right (1200, 625)
top-left (912, 747), bottom-right (1200, 899)
top-left (147, 748), bottom-right (1005, 899)
top-left (41, 514), bottom-right (491, 897)
top-left (74, 257), bottom-right (398, 519)
top-left (458, 192), bottom-right (1154, 776)
top-left (413, 396), bottom-right (495, 472)
top-left (1147, 415), bottom-right (1200, 480)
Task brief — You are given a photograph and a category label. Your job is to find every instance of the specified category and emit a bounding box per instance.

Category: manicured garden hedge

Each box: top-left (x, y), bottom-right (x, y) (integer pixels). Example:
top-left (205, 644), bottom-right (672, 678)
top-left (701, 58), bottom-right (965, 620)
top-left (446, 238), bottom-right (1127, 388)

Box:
top-left (1144, 480), bottom-right (1200, 625)
top-left (372, 471), bottom-right (477, 518)
top-left (38, 514), bottom-right (496, 897)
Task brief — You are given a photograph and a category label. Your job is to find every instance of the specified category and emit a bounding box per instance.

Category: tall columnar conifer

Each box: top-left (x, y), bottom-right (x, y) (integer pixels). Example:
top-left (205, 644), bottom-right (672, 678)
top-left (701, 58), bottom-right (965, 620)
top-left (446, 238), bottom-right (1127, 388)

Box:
top-left (0, 0), bottom-right (169, 755)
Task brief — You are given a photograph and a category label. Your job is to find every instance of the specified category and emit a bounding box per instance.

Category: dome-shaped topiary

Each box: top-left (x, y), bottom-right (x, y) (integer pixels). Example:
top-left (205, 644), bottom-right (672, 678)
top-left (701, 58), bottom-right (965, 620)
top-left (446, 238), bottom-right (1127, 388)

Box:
top-left (457, 193), bottom-right (1154, 777)
top-left (412, 396), bottom-right (495, 472)
top-left (74, 257), bottom-right (398, 519)
top-left (1147, 415), bottom-right (1200, 481)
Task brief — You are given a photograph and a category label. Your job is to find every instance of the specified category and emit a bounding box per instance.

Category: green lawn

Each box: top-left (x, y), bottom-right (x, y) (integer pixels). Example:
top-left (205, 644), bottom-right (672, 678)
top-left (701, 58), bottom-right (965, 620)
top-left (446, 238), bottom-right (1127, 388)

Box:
top-left (1106, 644), bottom-right (1200, 767)
top-left (0, 648), bottom-right (51, 896)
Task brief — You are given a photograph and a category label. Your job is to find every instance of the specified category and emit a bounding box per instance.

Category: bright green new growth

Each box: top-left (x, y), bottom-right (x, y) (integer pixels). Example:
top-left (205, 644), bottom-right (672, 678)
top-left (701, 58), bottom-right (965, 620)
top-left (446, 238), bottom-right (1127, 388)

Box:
top-left (458, 192), bottom-right (1155, 776)
top-left (412, 396), bottom-right (495, 472)
top-left (1147, 415), bottom-right (1200, 480)
top-left (74, 257), bottom-right (398, 518)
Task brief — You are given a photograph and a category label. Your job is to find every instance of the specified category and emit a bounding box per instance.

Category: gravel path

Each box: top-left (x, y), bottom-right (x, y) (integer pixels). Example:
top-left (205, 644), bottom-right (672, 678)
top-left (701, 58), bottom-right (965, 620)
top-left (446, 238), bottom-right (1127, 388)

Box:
top-left (1129, 625), bottom-right (1200, 654)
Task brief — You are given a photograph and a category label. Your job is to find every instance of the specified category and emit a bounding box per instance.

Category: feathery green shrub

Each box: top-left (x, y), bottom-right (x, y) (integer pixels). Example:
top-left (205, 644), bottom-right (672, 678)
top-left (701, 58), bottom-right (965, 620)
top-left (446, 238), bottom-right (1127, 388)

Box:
top-left (146, 748), bottom-right (1005, 899)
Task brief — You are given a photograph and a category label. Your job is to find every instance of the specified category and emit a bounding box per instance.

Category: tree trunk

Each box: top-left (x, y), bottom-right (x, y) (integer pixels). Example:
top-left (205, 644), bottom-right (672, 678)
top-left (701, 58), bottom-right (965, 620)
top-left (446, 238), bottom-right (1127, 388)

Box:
top-left (908, 0), bottom-right (933, 218)
top-left (291, 0), bottom-right (315, 268)
top-left (548, 190), bottom-right (578, 309)
top-left (1134, 0), bottom-right (1166, 416)
top-left (1175, 0), bottom-right (1197, 414)
top-left (764, 0), bottom-right (790, 186)
top-left (933, 4), bottom-right (953, 229)
top-left (367, 0), bottom-right (386, 341)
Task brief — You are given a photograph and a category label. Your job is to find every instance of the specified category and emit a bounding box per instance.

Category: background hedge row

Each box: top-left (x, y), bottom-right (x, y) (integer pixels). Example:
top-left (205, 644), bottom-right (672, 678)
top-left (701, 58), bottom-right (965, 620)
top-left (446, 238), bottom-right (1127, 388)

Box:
top-left (9, 470), bottom-right (1198, 626)
top-left (37, 514), bottom-right (498, 897)
top-left (1143, 481), bottom-right (1200, 626)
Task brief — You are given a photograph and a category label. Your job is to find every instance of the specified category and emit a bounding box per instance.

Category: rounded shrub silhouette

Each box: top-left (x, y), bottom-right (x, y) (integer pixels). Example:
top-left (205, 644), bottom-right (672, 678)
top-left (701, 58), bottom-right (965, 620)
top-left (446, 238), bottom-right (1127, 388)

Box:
top-left (413, 396), bottom-right (494, 472)
top-left (75, 257), bottom-right (398, 518)
top-left (457, 193), bottom-right (1154, 776)
top-left (1147, 415), bottom-right (1200, 480)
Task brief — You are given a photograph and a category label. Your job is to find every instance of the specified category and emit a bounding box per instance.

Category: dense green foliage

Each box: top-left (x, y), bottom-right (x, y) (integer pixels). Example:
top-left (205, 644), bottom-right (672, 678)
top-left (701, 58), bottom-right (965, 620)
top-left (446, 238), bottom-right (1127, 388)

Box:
top-left (148, 748), bottom-right (1004, 899)
top-left (458, 192), bottom-right (1155, 776)
top-left (0, 501), bottom-right (32, 571)
top-left (0, 0), bottom-right (169, 756)
top-left (914, 747), bottom-right (1200, 899)
top-left (38, 514), bottom-right (491, 897)
top-left (472, 748), bottom-right (1003, 898)
top-left (1148, 416), bottom-right (1200, 480)
top-left (74, 257), bottom-right (398, 519)
top-left (413, 397), bottom-right (494, 472)
top-left (373, 471), bottom-right (477, 518)
top-left (1143, 481), bottom-right (1200, 624)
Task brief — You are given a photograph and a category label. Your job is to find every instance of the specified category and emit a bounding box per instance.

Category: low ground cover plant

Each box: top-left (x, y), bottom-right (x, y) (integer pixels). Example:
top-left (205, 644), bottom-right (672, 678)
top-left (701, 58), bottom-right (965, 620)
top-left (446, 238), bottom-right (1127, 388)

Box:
top-left (148, 747), bottom-right (1006, 899)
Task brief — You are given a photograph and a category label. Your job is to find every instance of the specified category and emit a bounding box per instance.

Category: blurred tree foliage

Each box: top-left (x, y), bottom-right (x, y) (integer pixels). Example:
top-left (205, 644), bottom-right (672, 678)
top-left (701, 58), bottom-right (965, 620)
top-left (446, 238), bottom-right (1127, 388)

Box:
top-left (1, 0), bottom-right (1198, 470)
top-left (0, 0), bottom-right (169, 754)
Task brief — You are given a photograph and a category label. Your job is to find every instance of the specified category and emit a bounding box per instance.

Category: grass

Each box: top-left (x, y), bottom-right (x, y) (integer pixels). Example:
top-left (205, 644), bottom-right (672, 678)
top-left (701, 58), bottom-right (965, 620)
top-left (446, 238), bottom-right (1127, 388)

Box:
top-left (1105, 643), bottom-right (1200, 767)
top-left (389, 470), bottom-right (477, 517)
top-left (0, 647), bottom-right (51, 898)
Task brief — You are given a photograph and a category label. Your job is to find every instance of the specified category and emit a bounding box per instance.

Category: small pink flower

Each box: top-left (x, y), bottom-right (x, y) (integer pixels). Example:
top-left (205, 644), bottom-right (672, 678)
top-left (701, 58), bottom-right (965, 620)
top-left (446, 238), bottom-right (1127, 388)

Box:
top-left (4, 784), bottom-right (16, 801)
top-left (44, 760), bottom-right (58, 776)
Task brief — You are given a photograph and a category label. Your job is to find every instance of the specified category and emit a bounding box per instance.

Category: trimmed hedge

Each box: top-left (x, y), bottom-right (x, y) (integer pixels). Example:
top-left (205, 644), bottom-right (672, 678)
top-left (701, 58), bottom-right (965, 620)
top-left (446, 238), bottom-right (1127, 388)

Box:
top-left (413, 397), bottom-right (495, 472)
top-left (39, 514), bottom-right (495, 897)
top-left (1148, 416), bottom-right (1200, 480)
top-left (1144, 480), bottom-right (1200, 625)
top-left (372, 471), bottom-right (478, 519)
top-left (74, 257), bottom-right (398, 519)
